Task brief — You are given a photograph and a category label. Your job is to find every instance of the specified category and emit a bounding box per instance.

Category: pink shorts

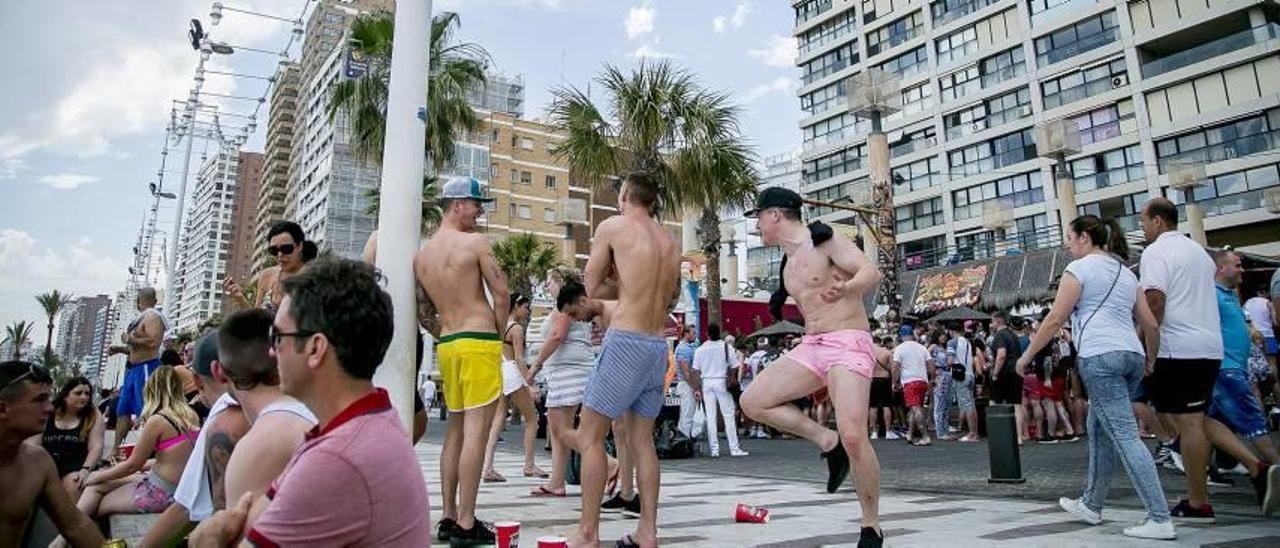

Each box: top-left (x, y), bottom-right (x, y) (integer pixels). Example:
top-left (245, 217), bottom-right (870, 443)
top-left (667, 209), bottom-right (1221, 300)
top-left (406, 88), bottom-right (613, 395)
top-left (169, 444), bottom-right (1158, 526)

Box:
top-left (786, 329), bottom-right (876, 383)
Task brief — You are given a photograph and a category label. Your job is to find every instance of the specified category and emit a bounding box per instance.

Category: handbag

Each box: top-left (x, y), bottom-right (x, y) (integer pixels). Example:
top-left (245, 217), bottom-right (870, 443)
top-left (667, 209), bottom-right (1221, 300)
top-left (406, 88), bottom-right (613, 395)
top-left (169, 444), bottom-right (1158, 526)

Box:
top-left (950, 337), bottom-right (969, 382)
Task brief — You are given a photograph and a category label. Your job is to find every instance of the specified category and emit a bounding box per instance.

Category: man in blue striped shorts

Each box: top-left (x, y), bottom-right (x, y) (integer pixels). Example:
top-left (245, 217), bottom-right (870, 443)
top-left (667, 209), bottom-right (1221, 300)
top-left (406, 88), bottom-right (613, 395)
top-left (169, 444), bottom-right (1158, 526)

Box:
top-left (566, 173), bottom-right (681, 548)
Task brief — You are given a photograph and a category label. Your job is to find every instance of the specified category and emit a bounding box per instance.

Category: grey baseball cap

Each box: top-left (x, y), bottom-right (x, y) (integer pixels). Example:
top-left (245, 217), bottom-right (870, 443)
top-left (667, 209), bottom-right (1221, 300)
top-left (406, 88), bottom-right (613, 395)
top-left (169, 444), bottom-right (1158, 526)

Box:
top-left (439, 176), bottom-right (494, 203)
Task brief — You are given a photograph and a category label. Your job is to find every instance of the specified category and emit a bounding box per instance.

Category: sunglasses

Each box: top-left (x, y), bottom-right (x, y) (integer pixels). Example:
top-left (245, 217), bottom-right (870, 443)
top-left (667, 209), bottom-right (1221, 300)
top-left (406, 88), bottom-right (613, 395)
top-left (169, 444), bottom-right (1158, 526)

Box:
top-left (269, 325), bottom-right (316, 347)
top-left (267, 244), bottom-right (297, 256)
top-left (3, 363), bottom-right (52, 389)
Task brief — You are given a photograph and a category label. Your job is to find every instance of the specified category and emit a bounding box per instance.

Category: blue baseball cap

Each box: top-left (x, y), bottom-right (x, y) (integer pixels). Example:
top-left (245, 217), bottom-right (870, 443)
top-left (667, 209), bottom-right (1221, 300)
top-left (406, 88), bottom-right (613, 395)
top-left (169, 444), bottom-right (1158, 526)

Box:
top-left (898, 325), bottom-right (914, 338)
top-left (440, 176), bottom-right (493, 203)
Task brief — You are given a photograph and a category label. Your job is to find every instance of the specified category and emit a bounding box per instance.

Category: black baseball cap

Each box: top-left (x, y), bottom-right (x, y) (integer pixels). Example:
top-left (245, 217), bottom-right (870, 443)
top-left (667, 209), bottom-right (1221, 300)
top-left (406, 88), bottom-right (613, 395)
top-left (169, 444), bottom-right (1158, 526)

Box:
top-left (744, 187), bottom-right (803, 218)
top-left (191, 332), bottom-right (219, 377)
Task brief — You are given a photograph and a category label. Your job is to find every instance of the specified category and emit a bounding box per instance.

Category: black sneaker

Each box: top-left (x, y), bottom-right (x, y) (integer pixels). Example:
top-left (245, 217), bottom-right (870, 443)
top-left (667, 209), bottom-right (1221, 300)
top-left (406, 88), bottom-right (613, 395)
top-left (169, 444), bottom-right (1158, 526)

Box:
top-left (822, 444), bottom-right (850, 494)
top-left (449, 520), bottom-right (496, 547)
top-left (857, 526), bottom-right (884, 548)
top-left (1264, 464), bottom-right (1280, 516)
top-left (1169, 499), bottom-right (1215, 523)
top-left (1208, 467), bottom-right (1235, 487)
top-left (436, 517), bottom-right (457, 542)
top-left (1037, 437), bottom-right (1059, 445)
top-left (602, 492), bottom-right (633, 513)
top-left (622, 492), bottom-right (642, 518)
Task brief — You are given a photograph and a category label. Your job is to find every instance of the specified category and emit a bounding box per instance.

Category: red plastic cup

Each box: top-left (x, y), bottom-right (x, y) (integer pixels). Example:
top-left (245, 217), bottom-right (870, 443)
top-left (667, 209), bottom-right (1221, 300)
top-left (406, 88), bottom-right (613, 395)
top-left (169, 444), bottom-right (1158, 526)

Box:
top-left (536, 537), bottom-right (567, 548)
top-left (120, 444), bottom-right (136, 460)
top-left (735, 502), bottom-right (770, 523)
top-left (495, 521), bottom-right (520, 548)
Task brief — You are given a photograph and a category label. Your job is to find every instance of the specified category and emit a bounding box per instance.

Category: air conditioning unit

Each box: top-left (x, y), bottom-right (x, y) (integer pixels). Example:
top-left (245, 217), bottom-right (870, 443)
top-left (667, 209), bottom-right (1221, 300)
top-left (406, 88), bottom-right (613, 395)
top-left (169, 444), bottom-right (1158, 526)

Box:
top-left (1111, 74), bottom-right (1128, 88)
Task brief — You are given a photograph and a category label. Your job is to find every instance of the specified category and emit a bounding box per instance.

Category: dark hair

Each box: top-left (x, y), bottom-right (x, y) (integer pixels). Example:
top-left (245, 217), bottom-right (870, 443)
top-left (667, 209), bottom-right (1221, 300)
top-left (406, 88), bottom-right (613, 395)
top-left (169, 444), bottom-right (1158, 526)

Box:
top-left (972, 337), bottom-right (987, 352)
top-left (281, 259), bottom-right (393, 380)
top-left (1144, 197), bottom-right (1178, 228)
top-left (778, 207), bottom-right (802, 221)
top-left (268, 221), bottom-right (305, 246)
top-left (301, 240), bottom-right (318, 262)
top-left (510, 293), bottom-right (531, 312)
top-left (992, 310), bottom-right (1009, 323)
top-left (218, 308), bottom-right (278, 389)
top-left (160, 349), bottom-right (183, 366)
top-left (53, 376), bottom-right (97, 439)
top-left (1010, 316), bottom-right (1027, 330)
top-left (930, 330), bottom-right (947, 346)
top-left (622, 172), bottom-right (658, 209)
top-left (0, 361), bottom-right (52, 403)
top-left (1070, 214), bottom-right (1130, 260)
top-left (708, 324), bottom-right (722, 341)
top-left (556, 281), bottom-right (587, 312)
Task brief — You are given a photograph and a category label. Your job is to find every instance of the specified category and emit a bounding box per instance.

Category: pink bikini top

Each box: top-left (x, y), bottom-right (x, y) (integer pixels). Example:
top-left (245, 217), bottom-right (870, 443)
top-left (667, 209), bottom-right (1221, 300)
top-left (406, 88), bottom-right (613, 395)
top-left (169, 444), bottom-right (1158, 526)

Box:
top-left (154, 413), bottom-right (198, 453)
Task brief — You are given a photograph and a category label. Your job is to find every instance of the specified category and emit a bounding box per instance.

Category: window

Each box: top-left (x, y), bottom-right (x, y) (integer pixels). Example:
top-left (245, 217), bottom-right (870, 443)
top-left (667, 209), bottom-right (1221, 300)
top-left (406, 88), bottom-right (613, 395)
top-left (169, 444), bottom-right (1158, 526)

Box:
top-left (491, 163), bottom-right (499, 179)
top-left (1079, 191), bottom-right (1149, 231)
top-left (876, 45), bottom-right (928, 78)
top-left (545, 175), bottom-right (557, 189)
top-left (939, 65), bottom-right (980, 104)
top-left (866, 11), bottom-right (923, 57)
top-left (1155, 108), bottom-right (1280, 173)
top-left (802, 40), bottom-right (859, 85)
top-left (799, 9), bottom-right (857, 55)
top-left (1067, 99), bottom-right (1133, 146)
top-left (1040, 58), bottom-right (1127, 110)
top-left (899, 235), bottom-right (947, 271)
top-left (804, 113), bottom-right (869, 148)
top-left (800, 80), bottom-right (846, 116)
top-left (519, 138), bottom-right (534, 151)
top-left (1034, 10), bottom-right (1119, 67)
top-left (796, 0), bottom-right (833, 25)
top-left (898, 81), bottom-right (933, 117)
top-left (1071, 144), bottom-right (1144, 193)
top-left (936, 25), bottom-right (978, 65)
top-left (544, 208), bottom-right (556, 222)
top-left (1167, 163), bottom-right (1280, 217)
top-left (944, 87), bottom-right (1031, 139)
top-left (979, 46), bottom-right (1026, 88)
top-left (1028, 0), bottom-right (1073, 16)
top-left (508, 203), bottom-right (517, 218)
top-left (948, 129), bottom-right (1038, 178)
top-left (518, 205), bottom-right (531, 219)
top-left (890, 125), bottom-right (936, 158)
top-left (892, 156), bottom-right (943, 192)
top-left (952, 171), bottom-right (1045, 220)
top-left (895, 196), bottom-right (945, 233)
top-left (806, 179), bottom-right (860, 217)
top-left (510, 169), bottom-right (518, 182)
top-left (803, 143), bottom-right (868, 184)
top-left (490, 129), bottom-right (500, 143)
top-left (520, 171), bottom-right (532, 184)
top-left (931, 0), bottom-right (1000, 25)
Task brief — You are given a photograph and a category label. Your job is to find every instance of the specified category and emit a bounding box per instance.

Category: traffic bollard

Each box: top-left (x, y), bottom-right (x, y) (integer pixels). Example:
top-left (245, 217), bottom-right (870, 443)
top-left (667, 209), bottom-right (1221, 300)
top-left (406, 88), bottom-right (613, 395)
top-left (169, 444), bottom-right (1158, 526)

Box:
top-left (985, 404), bottom-right (1025, 484)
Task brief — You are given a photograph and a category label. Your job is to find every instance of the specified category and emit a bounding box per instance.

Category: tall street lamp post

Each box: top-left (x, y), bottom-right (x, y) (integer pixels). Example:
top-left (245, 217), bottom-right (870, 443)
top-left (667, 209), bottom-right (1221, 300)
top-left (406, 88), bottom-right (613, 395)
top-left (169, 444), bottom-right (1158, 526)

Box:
top-left (847, 69), bottom-right (903, 320)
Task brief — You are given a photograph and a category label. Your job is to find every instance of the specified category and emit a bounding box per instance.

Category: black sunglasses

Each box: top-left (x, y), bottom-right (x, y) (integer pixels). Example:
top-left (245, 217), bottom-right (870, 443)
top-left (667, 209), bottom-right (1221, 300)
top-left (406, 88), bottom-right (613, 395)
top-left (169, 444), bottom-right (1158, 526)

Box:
top-left (269, 325), bottom-right (316, 347)
top-left (267, 244), bottom-right (297, 256)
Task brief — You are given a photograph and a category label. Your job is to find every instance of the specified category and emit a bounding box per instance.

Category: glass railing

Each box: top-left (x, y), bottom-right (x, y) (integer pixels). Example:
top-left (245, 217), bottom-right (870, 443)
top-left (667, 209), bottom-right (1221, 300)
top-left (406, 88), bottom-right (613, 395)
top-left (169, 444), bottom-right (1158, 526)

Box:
top-left (1156, 129), bottom-right (1280, 173)
top-left (1031, 0), bottom-right (1100, 28)
top-left (1073, 165), bottom-right (1145, 193)
top-left (890, 136), bottom-right (937, 158)
top-left (1038, 27), bottom-right (1118, 67)
top-left (981, 63), bottom-right (1026, 89)
top-left (1142, 24), bottom-right (1280, 77)
top-left (901, 225), bottom-right (1063, 271)
top-left (932, 0), bottom-right (1001, 27)
top-left (1043, 74), bottom-right (1122, 110)
top-left (1198, 186), bottom-right (1280, 217)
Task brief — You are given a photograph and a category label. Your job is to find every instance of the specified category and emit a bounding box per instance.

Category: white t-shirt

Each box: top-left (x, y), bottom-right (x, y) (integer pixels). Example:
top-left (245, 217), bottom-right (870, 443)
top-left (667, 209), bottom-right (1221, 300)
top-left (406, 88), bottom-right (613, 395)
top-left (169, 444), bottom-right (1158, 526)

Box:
top-left (1139, 231), bottom-right (1223, 360)
top-left (173, 392), bottom-right (238, 520)
top-left (1244, 297), bottom-right (1274, 335)
top-left (892, 340), bottom-right (931, 383)
top-left (692, 340), bottom-right (733, 380)
top-left (1064, 254), bottom-right (1144, 358)
top-left (946, 335), bottom-right (973, 377)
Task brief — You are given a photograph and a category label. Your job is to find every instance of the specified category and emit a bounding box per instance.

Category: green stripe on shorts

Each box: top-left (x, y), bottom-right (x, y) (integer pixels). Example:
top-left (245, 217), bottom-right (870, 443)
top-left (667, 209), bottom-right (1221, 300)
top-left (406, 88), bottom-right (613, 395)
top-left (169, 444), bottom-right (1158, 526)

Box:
top-left (438, 331), bottom-right (500, 344)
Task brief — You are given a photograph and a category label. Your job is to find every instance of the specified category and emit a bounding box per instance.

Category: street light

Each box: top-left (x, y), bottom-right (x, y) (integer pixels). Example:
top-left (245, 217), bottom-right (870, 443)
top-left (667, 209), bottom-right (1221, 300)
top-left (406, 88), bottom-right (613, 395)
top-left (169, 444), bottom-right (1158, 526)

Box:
top-left (1035, 118), bottom-right (1082, 240)
top-left (846, 69), bottom-right (902, 318)
top-left (1168, 163), bottom-right (1208, 245)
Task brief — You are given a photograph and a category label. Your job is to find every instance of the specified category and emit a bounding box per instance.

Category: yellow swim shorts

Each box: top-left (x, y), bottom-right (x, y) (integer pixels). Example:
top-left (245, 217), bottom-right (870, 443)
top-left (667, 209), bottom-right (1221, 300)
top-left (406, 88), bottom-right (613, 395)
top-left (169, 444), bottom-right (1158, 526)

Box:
top-left (437, 332), bottom-right (503, 412)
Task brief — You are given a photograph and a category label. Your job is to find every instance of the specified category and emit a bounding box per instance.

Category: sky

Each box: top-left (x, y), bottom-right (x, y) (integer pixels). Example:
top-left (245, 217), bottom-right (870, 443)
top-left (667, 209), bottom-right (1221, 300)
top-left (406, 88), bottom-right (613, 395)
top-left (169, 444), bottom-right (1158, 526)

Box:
top-left (0, 0), bottom-right (801, 336)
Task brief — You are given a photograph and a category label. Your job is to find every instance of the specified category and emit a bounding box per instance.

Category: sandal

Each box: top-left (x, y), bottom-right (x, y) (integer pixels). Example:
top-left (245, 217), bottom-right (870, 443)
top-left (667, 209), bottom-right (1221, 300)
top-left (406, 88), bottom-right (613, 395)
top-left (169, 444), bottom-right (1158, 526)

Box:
top-left (483, 469), bottom-right (507, 483)
top-left (616, 533), bottom-right (641, 548)
top-left (523, 466), bottom-right (550, 478)
top-left (531, 485), bottom-right (566, 497)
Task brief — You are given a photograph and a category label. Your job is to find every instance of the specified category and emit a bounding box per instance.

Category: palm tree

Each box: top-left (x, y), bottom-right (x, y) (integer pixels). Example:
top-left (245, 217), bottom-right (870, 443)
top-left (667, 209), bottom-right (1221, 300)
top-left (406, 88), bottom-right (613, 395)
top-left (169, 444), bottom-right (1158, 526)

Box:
top-left (364, 176), bottom-right (443, 235)
top-left (35, 290), bottom-right (73, 366)
top-left (547, 61), bottom-right (759, 329)
top-left (328, 11), bottom-right (489, 227)
top-left (492, 233), bottom-right (561, 300)
top-left (3, 321), bottom-right (35, 360)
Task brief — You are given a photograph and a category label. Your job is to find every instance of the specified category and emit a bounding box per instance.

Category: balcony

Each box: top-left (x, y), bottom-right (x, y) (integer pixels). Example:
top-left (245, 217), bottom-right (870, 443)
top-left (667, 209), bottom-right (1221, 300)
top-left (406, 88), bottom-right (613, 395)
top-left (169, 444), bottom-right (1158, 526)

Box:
top-left (1038, 27), bottom-right (1118, 67)
top-left (1142, 24), bottom-right (1280, 78)
top-left (931, 0), bottom-right (1001, 28)
top-left (1197, 186), bottom-right (1279, 217)
top-left (1157, 128), bottom-right (1280, 173)
top-left (1042, 73), bottom-right (1125, 111)
top-left (1031, 0), bottom-right (1101, 28)
top-left (981, 63), bottom-right (1025, 89)
top-left (900, 225), bottom-right (1063, 271)
top-left (1073, 165), bottom-right (1145, 193)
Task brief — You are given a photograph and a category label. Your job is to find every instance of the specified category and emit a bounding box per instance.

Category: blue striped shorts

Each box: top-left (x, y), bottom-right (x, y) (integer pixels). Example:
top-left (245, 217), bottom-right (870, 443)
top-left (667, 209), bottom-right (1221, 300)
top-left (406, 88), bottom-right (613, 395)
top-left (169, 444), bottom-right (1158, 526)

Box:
top-left (583, 329), bottom-right (668, 419)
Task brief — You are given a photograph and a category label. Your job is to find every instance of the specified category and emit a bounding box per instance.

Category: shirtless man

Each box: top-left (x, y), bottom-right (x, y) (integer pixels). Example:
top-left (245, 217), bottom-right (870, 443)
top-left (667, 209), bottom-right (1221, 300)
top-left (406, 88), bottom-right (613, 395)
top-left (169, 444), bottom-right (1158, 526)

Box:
top-left (869, 336), bottom-right (895, 439)
top-left (739, 187), bottom-right (885, 547)
top-left (106, 287), bottom-right (168, 456)
top-left (0, 361), bottom-right (102, 547)
top-left (565, 172), bottom-right (680, 548)
top-left (417, 176), bottom-right (510, 546)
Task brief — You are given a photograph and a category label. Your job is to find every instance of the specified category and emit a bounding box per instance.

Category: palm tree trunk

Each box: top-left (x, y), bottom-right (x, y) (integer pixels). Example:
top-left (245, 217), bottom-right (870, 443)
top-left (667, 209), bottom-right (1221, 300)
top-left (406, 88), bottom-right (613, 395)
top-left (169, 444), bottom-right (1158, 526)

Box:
top-left (44, 320), bottom-right (54, 367)
top-left (699, 208), bottom-right (723, 331)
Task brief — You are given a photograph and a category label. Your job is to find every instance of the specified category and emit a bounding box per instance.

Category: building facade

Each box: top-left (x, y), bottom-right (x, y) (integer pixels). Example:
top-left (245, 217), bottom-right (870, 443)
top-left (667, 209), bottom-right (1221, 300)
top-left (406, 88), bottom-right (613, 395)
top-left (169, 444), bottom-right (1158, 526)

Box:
top-left (171, 150), bottom-right (240, 332)
top-left (52, 294), bottom-right (112, 372)
top-left (226, 151), bottom-right (264, 301)
top-left (792, 0), bottom-right (1280, 274)
top-left (253, 61), bottom-right (300, 273)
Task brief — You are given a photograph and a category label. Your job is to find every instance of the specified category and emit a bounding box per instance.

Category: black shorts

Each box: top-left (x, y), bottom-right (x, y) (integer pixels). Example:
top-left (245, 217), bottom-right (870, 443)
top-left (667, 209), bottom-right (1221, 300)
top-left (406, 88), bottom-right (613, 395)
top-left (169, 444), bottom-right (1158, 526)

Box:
top-left (1150, 358), bottom-right (1220, 414)
top-left (990, 371), bottom-right (1023, 405)
top-left (870, 377), bottom-right (893, 408)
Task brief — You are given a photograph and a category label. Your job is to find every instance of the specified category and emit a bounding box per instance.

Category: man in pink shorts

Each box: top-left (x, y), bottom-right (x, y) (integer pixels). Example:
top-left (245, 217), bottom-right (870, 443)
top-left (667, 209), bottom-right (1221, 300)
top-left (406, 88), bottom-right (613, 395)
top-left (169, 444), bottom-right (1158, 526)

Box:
top-left (740, 188), bottom-right (885, 548)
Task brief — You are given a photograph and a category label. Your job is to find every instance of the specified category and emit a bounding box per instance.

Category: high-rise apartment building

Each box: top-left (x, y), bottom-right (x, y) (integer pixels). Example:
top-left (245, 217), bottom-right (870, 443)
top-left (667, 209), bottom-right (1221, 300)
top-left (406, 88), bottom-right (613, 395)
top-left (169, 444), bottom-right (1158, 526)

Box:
top-left (469, 73), bottom-right (526, 119)
top-left (793, 0), bottom-right (1280, 274)
top-left (253, 61), bottom-right (300, 273)
top-left (52, 294), bottom-right (112, 370)
top-left (738, 152), bottom-right (803, 296)
top-left (171, 150), bottom-right (240, 332)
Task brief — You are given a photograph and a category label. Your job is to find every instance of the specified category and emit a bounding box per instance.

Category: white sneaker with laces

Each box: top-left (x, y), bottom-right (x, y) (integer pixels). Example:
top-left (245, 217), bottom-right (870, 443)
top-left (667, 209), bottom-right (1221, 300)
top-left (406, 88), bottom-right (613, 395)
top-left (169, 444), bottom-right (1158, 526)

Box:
top-left (886, 431), bottom-right (902, 440)
top-left (1058, 497), bottom-right (1102, 525)
top-left (730, 449), bottom-right (749, 457)
top-left (1123, 519), bottom-right (1176, 540)
top-left (1220, 463), bottom-right (1250, 476)
top-left (1168, 451), bottom-right (1186, 474)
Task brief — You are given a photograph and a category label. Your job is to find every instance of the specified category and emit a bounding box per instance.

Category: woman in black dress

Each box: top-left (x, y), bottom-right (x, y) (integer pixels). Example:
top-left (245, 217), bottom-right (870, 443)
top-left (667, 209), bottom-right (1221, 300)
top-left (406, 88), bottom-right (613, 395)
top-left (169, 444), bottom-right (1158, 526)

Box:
top-left (40, 376), bottom-right (106, 499)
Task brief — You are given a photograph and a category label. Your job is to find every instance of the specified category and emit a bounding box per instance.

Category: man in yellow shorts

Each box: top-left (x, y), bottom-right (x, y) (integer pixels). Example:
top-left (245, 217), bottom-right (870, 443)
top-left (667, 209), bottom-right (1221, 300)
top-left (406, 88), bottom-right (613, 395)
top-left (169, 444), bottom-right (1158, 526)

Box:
top-left (417, 176), bottom-right (511, 546)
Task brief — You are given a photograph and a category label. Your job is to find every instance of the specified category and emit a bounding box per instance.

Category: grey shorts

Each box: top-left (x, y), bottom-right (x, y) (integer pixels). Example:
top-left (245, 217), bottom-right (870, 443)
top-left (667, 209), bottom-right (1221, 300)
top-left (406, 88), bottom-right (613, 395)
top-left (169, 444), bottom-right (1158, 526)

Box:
top-left (583, 329), bottom-right (668, 419)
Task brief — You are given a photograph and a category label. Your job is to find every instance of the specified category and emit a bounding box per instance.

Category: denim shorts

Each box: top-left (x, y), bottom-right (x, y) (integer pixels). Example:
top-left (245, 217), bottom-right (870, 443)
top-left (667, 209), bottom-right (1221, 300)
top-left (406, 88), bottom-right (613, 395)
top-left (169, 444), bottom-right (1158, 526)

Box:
top-left (1208, 367), bottom-right (1268, 440)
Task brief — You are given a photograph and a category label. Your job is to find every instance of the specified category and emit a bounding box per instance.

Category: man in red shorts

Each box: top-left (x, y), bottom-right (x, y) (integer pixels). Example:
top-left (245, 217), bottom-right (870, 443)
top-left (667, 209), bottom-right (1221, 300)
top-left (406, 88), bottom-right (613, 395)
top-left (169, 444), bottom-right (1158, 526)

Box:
top-left (891, 326), bottom-right (934, 445)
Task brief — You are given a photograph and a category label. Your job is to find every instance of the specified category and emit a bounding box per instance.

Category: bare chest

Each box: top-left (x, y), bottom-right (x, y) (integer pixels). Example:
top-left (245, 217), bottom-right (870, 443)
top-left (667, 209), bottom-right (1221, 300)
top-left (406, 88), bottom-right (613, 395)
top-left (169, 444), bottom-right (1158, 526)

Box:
top-left (783, 249), bottom-right (837, 293)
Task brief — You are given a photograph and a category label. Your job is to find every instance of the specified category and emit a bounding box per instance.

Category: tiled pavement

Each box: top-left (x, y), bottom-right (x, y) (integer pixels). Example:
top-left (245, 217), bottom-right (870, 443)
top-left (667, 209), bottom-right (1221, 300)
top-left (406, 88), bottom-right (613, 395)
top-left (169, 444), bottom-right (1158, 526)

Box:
top-left (416, 431), bottom-right (1280, 547)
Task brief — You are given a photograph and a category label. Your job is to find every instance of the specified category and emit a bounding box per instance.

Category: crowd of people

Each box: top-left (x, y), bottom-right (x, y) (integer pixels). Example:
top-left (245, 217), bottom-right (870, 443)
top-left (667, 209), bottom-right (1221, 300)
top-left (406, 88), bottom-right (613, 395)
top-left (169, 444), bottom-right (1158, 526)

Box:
top-left (4, 178), bottom-right (1280, 547)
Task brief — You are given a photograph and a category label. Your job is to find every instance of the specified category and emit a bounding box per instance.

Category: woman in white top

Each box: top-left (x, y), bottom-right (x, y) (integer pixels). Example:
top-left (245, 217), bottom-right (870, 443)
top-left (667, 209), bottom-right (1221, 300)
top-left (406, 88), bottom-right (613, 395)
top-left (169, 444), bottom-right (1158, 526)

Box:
top-left (527, 267), bottom-right (597, 497)
top-left (482, 293), bottom-right (549, 482)
top-left (1019, 214), bottom-right (1173, 540)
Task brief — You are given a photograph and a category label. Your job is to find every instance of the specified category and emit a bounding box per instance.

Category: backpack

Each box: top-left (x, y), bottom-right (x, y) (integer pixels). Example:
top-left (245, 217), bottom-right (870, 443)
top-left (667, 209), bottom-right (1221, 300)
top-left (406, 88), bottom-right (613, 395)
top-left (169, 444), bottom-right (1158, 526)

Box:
top-left (653, 420), bottom-right (696, 460)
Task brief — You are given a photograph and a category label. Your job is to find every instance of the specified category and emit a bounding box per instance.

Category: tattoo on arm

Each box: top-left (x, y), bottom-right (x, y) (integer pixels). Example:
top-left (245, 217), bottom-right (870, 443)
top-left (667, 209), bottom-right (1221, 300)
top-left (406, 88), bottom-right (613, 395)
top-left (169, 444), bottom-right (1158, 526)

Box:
top-left (206, 431), bottom-right (238, 511)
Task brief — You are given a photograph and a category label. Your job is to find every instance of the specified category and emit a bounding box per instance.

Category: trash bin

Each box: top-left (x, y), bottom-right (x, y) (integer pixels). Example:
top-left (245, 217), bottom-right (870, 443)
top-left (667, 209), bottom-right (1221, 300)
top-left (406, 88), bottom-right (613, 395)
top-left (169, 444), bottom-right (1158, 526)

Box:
top-left (985, 403), bottom-right (1025, 484)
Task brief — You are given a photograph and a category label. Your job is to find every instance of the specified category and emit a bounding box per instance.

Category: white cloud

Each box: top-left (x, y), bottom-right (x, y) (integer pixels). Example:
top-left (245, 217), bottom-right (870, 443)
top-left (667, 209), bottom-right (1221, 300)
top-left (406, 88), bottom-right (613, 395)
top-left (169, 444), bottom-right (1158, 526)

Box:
top-left (748, 35), bottom-right (797, 68)
top-left (713, 2), bottom-right (753, 33)
top-left (0, 229), bottom-right (128, 330)
top-left (743, 77), bottom-right (796, 103)
top-left (712, 16), bottom-right (727, 33)
top-left (39, 173), bottom-right (99, 190)
top-left (624, 1), bottom-right (656, 39)
top-left (630, 37), bottom-right (682, 60)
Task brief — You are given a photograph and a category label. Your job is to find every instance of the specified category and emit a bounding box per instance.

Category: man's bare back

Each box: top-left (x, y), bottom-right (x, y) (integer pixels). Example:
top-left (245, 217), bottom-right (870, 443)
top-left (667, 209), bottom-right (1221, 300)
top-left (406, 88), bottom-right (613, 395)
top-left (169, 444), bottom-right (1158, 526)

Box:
top-left (0, 445), bottom-right (100, 548)
top-left (588, 215), bottom-right (680, 335)
top-left (781, 235), bottom-right (876, 335)
top-left (417, 226), bottom-right (504, 335)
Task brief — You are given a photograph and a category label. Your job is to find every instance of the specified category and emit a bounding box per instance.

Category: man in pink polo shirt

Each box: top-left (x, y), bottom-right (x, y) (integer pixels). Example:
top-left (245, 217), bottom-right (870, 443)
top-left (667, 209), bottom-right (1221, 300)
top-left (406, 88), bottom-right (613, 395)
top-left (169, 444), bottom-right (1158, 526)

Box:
top-left (191, 259), bottom-right (430, 547)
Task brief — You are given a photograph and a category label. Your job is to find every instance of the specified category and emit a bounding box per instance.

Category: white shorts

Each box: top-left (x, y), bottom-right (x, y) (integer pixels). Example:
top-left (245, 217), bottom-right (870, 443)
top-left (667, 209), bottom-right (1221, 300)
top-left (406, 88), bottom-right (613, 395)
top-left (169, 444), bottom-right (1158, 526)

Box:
top-left (501, 360), bottom-right (526, 396)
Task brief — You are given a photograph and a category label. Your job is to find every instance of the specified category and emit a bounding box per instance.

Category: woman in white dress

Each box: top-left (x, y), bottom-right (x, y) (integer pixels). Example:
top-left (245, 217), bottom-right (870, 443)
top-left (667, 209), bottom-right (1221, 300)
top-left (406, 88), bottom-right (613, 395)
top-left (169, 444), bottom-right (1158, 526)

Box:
top-left (482, 293), bottom-right (549, 482)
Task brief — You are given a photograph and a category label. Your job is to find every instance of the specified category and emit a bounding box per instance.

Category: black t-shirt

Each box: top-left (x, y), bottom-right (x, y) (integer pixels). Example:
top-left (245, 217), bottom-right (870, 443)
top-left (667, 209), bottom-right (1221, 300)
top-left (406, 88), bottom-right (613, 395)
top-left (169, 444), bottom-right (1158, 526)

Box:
top-left (992, 327), bottom-right (1023, 377)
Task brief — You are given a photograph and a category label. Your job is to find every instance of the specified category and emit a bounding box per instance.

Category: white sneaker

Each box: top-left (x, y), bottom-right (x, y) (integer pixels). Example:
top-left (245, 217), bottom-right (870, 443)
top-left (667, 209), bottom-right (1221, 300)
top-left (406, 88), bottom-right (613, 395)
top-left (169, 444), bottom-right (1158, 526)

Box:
top-left (1123, 519), bottom-right (1176, 540)
top-left (730, 449), bottom-right (749, 457)
top-left (871, 432), bottom-right (880, 440)
top-left (1058, 497), bottom-right (1102, 525)
top-left (1168, 451), bottom-right (1186, 474)
top-left (1219, 463), bottom-right (1250, 476)
top-left (886, 431), bottom-right (902, 440)
top-left (708, 448), bottom-right (720, 457)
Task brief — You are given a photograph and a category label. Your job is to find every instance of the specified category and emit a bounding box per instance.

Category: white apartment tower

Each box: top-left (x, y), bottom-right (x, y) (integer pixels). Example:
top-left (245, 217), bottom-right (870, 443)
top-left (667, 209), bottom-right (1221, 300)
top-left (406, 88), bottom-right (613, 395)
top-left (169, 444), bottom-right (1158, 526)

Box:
top-left (171, 150), bottom-right (239, 332)
top-left (792, 0), bottom-right (1280, 273)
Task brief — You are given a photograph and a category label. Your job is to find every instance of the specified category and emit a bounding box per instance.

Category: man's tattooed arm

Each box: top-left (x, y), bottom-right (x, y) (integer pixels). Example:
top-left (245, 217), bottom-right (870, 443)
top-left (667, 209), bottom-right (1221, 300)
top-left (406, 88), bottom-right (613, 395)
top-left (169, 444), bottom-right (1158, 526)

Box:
top-left (205, 408), bottom-right (249, 511)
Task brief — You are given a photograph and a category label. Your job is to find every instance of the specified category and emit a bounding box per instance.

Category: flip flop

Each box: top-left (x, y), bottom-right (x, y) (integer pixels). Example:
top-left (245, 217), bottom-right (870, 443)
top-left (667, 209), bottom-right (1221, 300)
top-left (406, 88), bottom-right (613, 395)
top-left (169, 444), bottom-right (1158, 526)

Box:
top-left (523, 466), bottom-right (550, 478)
top-left (531, 485), bottom-right (566, 497)
top-left (616, 533), bottom-right (641, 548)
top-left (483, 470), bottom-right (507, 483)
